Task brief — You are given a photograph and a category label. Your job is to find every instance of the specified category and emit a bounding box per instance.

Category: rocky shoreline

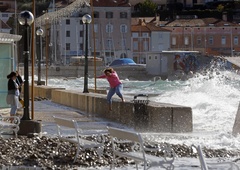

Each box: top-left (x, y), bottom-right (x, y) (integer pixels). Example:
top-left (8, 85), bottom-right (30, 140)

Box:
top-left (0, 135), bottom-right (240, 169)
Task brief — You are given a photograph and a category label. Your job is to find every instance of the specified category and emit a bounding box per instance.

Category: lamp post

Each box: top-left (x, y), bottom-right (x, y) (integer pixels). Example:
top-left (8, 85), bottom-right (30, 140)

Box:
top-left (45, 15), bottom-right (49, 86)
top-left (82, 14), bottom-right (92, 93)
top-left (36, 28), bottom-right (44, 85)
top-left (18, 11), bottom-right (34, 120)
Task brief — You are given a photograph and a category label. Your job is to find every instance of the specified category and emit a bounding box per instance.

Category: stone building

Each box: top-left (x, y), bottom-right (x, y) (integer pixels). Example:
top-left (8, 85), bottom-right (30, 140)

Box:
top-left (156, 15), bottom-right (240, 56)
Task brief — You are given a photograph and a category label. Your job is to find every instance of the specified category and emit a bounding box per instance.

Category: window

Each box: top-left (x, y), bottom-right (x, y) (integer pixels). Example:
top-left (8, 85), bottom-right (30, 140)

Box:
top-left (66, 43), bottom-right (70, 50)
top-left (197, 36), bottom-right (201, 45)
top-left (92, 52), bottom-right (100, 56)
top-left (143, 41), bottom-right (148, 51)
top-left (142, 33), bottom-right (148, 37)
top-left (172, 37), bottom-right (176, 45)
top-left (120, 24), bottom-right (127, 33)
top-left (120, 12), bottom-right (127, 18)
top-left (209, 36), bottom-right (213, 45)
top-left (133, 41), bottom-right (138, 50)
top-left (106, 12), bottom-right (113, 18)
top-left (66, 31), bottom-right (70, 37)
top-left (94, 24), bottom-right (98, 33)
top-left (184, 36), bottom-right (189, 45)
top-left (106, 39), bottom-right (113, 49)
top-left (80, 43), bottom-right (83, 50)
top-left (66, 19), bottom-right (70, 25)
top-left (132, 33), bottom-right (139, 38)
top-left (106, 24), bottom-right (113, 33)
top-left (221, 36), bottom-right (226, 45)
top-left (2, 14), bottom-right (8, 17)
top-left (234, 36), bottom-right (238, 45)
top-left (80, 31), bottom-right (83, 37)
top-left (95, 39), bottom-right (99, 49)
top-left (94, 12), bottom-right (99, 18)
top-left (121, 38), bottom-right (126, 48)
top-left (149, 56), bottom-right (151, 60)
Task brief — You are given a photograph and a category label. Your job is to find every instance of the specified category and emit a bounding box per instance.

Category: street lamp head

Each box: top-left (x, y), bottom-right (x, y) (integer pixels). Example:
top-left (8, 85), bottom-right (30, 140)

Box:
top-left (18, 11), bottom-right (34, 26)
top-left (82, 14), bottom-right (92, 24)
top-left (36, 28), bottom-right (44, 36)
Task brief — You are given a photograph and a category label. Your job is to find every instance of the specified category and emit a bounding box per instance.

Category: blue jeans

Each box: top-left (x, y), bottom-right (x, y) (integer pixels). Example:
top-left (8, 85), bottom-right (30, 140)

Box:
top-left (10, 105), bottom-right (17, 115)
top-left (107, 84), bottom-right (123, 104)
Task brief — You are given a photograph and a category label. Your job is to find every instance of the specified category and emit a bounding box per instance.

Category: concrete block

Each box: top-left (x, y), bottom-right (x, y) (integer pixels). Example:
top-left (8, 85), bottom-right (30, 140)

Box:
top-left (232, 102), bottom-right (240, 136)
top-left (89, 88), bottom-right (107, 94)
top-left (18, 120), bottom-right (42, 135)
top-left (70, 91), bottom-right (79, 109)
top-left (172, 107), bottom-right (192, 132)
top-left (94, 95), bottom-right (108, 117)
top-left (119, 101), bottom-right (135, 127)
top-left (52, 90), bottom-right (62, 104)
top-left (31, 86), bottom-right (193, 133)
top-left (147, 105), bottom-right (172, 132)
top-left (61, 91), bottom-right (71, 106)
top-left (77, 93), bottom-right (86, 111)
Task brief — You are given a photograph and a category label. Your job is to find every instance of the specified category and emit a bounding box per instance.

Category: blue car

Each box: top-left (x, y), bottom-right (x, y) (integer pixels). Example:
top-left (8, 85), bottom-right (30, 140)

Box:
top-left (109, 58), bottom-right (136, 67)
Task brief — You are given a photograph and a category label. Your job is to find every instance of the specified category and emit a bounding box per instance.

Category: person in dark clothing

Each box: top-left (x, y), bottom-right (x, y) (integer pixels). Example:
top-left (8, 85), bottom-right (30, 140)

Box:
top-left (16, 71), bottom-right (24, 107)
top-left (16, 71), bottom-right (23, 94)
top-left (6, 72), bottom-right (20, 116)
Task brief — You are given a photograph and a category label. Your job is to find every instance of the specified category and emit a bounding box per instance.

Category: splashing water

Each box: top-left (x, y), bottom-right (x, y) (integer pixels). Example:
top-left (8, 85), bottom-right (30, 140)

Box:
top-left (47, 68), bottom-right (240, 150)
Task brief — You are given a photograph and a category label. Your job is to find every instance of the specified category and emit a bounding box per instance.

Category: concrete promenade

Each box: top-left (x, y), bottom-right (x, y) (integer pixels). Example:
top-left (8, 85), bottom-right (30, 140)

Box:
top-left (1, 99), bottom-right (107, 137)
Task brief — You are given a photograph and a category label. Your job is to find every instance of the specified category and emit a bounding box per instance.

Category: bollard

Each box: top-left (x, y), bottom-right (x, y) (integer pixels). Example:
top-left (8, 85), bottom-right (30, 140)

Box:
top-left (132, 94), bottom-right (150, 131)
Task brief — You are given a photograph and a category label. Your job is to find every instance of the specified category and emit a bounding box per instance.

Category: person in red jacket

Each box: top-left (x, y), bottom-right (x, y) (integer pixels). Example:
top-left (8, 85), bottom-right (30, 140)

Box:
top-left (97, 67), bottom-right (124, 111)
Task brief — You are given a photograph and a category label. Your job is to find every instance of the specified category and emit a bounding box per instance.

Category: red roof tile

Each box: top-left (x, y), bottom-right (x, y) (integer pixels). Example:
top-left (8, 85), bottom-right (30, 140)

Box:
top-left (131, 18), bottom-right (171, 32)
top-left (92, 0), bottom-right (131, 7)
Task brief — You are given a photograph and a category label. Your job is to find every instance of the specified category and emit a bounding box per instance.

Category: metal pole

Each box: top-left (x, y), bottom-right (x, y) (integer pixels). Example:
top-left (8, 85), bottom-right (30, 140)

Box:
top-left (90, 0), bottom-right (97, 92)
top-left (83, 23), bottom-right (89, 93)
top-left (22, 25), bottom-right (30, 120)
top-left (31, 0), bottom-right (35, 119)
top-left (45, 22), bottom-right (48, 86)
top-left (37, 35), bottom-right (41, 85)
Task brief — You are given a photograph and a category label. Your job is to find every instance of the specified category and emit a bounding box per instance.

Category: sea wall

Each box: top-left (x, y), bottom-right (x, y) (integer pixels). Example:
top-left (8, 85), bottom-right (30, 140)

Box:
top-left (19, 65), bottom-right (152, 81)
top-left (31, 85), bottom-right (193, 133)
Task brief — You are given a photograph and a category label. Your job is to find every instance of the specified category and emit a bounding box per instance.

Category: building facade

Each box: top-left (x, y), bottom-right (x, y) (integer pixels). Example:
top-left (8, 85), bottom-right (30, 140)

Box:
top-left (43, 0), bottom-right (240, 66)
top-left (157, 16), bottom-right (240, 56)
top-left (91, 0), bottom-right (132, 65)
top-left (131, 18), bottom-right (171, 63)
top-left (46, 0), bottom-right (131, 65)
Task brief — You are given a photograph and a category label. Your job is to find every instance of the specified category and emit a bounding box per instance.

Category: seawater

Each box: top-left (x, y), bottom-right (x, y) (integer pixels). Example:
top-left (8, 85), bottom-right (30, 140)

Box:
top-left (47, 68), bottom-right (240, 151)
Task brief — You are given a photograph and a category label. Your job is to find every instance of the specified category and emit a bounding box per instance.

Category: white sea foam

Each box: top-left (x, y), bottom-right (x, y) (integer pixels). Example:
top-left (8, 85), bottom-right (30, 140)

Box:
top-left (46, 68), bottom-right (240, 151)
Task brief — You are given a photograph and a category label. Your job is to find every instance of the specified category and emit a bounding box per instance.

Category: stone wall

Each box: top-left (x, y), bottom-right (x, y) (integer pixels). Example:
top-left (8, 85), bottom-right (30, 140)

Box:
top-left (20, 65), bottom-right (153, 81)
top-left (31, 85), bottom-right (193, 133)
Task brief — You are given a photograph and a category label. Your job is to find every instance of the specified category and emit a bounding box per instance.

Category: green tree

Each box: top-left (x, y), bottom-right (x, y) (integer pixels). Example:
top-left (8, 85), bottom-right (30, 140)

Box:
top-left (217, 4), bottom-right (224, 12)
top-left (138, 0), bottom-right (158, 17)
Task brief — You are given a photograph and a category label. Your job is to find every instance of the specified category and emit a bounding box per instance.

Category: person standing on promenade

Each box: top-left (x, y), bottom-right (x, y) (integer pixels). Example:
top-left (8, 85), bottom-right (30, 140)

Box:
top-left (16, 71), bottom-right (24, 107)
top-left (97, 67), bottom-right (125, 111)
top-left (6, 71), bottom-right (20, 116)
